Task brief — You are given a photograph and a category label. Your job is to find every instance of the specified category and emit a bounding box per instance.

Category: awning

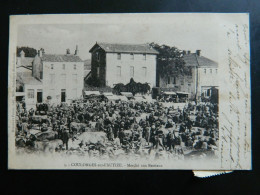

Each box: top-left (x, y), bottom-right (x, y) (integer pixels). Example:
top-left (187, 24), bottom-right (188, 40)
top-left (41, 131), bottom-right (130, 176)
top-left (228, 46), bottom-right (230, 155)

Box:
top-left (134, 96), bottom-right (144, 102)
top-left (106, 95), bottom-right (121, 101)
top-left (16, 92), bottom-right (25, 96)
top-left (176, 91), bottom-right (189, 95)
top-left (120, 92), bottom-right (133, 98)
top-left (84, 91), bottom-right (100, 96)
top-left (103, 92), bottom-right (113, 96)
top-left (163, 91), bottom-right (176, 95)
top-left (118, 96), bottom-right (128, 101)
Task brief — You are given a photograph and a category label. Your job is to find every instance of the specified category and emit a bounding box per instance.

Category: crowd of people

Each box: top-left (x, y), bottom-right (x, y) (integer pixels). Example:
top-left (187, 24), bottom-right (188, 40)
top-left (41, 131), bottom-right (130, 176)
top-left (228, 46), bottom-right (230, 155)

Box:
top-left (15, 97), bottom-right (219, 159)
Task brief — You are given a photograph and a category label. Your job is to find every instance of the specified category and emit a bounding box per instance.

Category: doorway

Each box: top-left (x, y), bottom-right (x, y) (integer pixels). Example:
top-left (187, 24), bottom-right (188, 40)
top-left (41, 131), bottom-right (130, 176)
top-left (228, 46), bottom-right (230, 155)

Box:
top-left (61, 89), bottom-right (66, 102)
top-left (37, 89), bottom-right (43, 103)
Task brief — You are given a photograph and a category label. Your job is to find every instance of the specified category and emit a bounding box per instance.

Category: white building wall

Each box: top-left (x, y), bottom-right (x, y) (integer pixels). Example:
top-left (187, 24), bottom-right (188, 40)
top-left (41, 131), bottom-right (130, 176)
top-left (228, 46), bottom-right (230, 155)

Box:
top-left (24, 84), bottom-right (43, 110)
top-left (197, 67), bottom-right (218, 95)
top-left (42, 61), bottom-right (84, 104)
top-left (106, 53), bottom-right (156, 87)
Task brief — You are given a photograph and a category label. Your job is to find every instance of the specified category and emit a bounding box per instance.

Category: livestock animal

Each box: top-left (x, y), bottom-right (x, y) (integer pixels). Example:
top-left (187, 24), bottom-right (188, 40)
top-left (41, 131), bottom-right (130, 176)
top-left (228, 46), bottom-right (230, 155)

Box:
top-left (30, 131), bottom-right (58, 141)
top-left (73, 132), bottom-right (107, 147)
top-left (34, 139), bottom-right (63, 153)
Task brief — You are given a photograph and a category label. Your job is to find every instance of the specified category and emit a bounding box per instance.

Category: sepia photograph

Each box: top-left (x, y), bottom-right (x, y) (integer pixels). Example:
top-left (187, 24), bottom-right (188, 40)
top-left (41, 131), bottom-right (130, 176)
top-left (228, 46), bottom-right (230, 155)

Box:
top-left (8, 13), bottom-right (251, 169)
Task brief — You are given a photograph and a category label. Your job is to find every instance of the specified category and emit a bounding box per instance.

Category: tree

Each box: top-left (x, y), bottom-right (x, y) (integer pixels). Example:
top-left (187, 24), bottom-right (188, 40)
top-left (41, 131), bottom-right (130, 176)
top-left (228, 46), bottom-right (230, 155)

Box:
top-left (149, 43), bottom-right (188, 77)
top-left (17, 46), bottom-right (37, 57)
top-left (113, 79), bottom-right (151, 95)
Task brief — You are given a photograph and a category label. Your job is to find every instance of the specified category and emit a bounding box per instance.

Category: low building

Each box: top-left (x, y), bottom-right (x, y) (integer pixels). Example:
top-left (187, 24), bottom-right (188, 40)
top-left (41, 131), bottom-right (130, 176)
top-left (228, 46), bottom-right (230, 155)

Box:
top-left (16, 46), bottom-right (84, 109)
top-left (89, 42), bottom-right (159, 88)
top-left (159, 50), bottom-right (218, 100)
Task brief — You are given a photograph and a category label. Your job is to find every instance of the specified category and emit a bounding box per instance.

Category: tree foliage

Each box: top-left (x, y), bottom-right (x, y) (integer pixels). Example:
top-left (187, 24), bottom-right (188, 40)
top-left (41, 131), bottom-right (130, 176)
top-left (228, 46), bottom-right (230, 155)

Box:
top-left (149, 43), bottom-right (190, 77)
top-left (17, 46), bottom-right (37, 57)
top-left (113, 78), bottom-right (150, 95)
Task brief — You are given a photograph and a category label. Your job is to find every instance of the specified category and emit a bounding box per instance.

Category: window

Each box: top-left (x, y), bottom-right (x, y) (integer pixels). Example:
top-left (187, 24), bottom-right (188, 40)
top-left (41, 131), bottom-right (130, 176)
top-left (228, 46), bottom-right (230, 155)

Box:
top-left (97, 52), bottom-right (100, 61)
top-left (216, 69), bottom-right (218, 73)
top-left (117, 53), bottom-right (121, 60)
top-left (116, 66), bottom-right (121, 77)
top-left (40, 71), bottom-right (43, 79)
top-left (50, 74), bottom-right (55, 84)
top-left (210, 69), bottom-right (212, 74)
top-left (142, 67), bottom-right (147, 77)
top-left (173, 77), bottom-right (176, 84)
top-left (143, 54), bottom-right (146, 60)
top-left (180, 78), bottom-right (184, 85)
top-left (167, 77), bottom-right (170, 84)
top-left (130, 53), bottom-right (134, 60)
top-left (74, 64), bottom-right (77, 70)
top-left (27, 89), bottom-right (34, 99)
top-left (72, 74), bottom-right (77, 84)
top-left (204, 69), bottom-right (206, 74)
top-left (130, 66), bottom-right (134, 78)
top-left (97, 67), bottom-right (100, 78)
top-left (51, 64), bottom-right (54, 69)
top-left (63, 64), bottom-right (65, 70)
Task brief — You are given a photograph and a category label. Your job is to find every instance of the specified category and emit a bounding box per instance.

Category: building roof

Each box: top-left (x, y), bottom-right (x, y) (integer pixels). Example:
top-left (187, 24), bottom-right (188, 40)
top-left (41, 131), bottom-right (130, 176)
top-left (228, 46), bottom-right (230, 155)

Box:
top-left (183, 53), bottom-right (218, 68)
top-left (89, 42), bottom-right (159, 55)
top-left (84, 59), bottom-right (91, 70)
top-left (16, 57), bottom-right (34, 67)
top-left (17, 72), bottom-right (42, 85)
top-left (41, 54), bottom-right (83, 62)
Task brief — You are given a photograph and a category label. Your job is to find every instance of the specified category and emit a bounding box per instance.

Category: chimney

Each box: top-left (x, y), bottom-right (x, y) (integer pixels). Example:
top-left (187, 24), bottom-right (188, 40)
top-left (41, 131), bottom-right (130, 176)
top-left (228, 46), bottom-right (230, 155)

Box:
top-left (196, 50), bottom-right (201, 56)
top-left (20, 50), bottom-right (25, 58)
top-left (38, 49), bottom-right (43, 57)
top-left (182, 50), bottom-right (186, 55)
top-left (66, 49), bottom-right (70, 55)
top-left (187, 50), bottom-right (191, 54)
top-left (74, 45), bottom-right (78, 56)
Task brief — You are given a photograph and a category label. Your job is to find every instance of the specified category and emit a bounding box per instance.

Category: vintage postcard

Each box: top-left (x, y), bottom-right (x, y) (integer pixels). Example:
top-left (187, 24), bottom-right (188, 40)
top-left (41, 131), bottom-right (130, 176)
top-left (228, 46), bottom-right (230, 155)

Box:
top-left (8, 13), bottom-right (251, 170)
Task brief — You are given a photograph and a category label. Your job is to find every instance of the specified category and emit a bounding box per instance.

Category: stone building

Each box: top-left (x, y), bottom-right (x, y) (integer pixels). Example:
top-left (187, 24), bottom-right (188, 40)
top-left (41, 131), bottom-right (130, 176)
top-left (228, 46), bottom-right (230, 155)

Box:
top-left (16, 46), bottom-right (84, 109)
top-left (89, 42), bottom-right (159, 88)
top-left (159, 50), bottom-right (218, 100)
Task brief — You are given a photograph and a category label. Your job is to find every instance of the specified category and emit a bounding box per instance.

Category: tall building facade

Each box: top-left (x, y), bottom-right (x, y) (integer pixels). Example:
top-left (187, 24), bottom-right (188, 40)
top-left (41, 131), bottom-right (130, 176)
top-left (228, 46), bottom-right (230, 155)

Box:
top-left (89, 42), bottom-right (159, 88)
top-left (159, 50), bottom-right (218, 99)
top-left (16, 46), bottom-right (84, 109)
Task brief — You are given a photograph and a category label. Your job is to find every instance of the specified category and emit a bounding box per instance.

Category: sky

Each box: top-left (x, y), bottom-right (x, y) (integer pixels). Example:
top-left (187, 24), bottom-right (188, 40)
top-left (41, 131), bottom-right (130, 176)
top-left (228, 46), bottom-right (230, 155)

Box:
top-left (17, 20), bottom-right (219, 61)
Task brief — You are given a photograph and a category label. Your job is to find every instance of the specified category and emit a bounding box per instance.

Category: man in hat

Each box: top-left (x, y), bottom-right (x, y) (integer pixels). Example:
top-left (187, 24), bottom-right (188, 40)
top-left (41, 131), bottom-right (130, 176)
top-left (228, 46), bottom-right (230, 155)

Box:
top-left (62, 128), bottom-right (70, 150)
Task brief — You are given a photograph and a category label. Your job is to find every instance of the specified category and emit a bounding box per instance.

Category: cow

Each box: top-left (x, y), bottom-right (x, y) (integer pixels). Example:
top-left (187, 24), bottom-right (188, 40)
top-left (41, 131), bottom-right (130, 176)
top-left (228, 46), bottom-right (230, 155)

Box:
top-left (15, 138), bottom-right (26, 147)
top-left (34, 139), bottom-right (63, 153)
top-left (30, 131), bottom-right (58, 141)
top-left (70, 122), bottom-right (89, 134)
top-left (73, 132), bottom-right (107, 148)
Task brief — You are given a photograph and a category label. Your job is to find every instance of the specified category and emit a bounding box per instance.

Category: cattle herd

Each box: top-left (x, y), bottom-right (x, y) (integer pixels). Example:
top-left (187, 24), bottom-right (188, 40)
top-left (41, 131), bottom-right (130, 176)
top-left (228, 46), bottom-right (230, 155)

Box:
top-left (15, 98), bottom-right (219, 161)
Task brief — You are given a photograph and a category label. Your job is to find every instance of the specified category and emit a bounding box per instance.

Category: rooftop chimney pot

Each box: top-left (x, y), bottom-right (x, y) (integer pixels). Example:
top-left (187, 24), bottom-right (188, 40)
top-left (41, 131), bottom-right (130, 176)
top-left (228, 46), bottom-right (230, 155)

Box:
top-left (74, 45), bottom-right (79, 56)
top-left (20, 50), bottom-right (25, 58)
top-left (196, 50), bottom-right (201, 56)
top-left (38, 50), bottom-right (43, 57)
